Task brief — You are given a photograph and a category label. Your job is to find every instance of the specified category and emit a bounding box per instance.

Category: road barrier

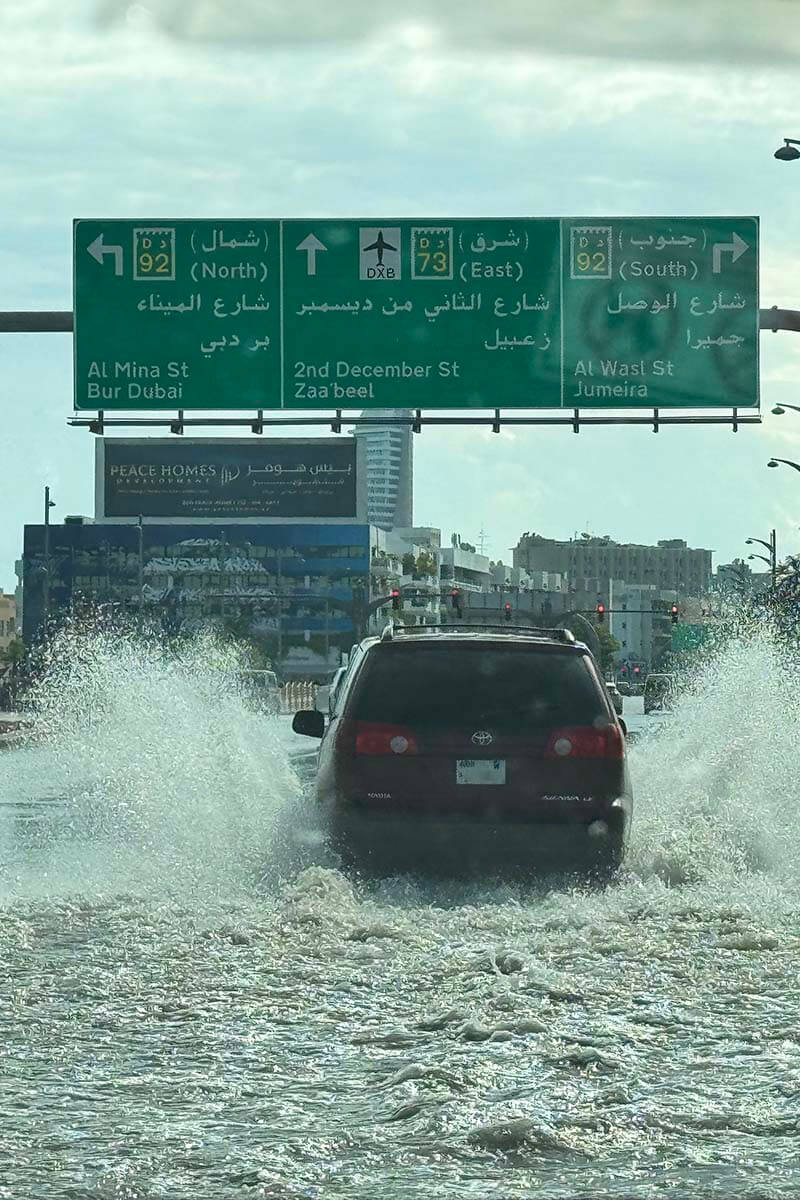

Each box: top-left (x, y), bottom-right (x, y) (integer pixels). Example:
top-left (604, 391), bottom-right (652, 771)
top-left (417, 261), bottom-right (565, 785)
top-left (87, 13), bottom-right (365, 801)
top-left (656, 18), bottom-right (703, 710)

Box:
top-left (279, 681), bottom-right (318, 714)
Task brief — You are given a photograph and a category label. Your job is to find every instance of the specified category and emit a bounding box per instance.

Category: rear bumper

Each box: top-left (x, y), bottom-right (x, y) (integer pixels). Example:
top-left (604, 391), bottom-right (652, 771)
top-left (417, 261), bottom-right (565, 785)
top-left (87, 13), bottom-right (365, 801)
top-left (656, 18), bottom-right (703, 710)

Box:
top-left (328, 800), bottom-right (630, 876)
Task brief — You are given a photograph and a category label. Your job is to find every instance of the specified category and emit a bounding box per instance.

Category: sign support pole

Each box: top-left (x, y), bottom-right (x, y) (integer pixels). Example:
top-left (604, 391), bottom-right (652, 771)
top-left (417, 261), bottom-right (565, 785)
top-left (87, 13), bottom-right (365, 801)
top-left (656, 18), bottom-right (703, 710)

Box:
top-left (137, 515), bottom-right (144, 625)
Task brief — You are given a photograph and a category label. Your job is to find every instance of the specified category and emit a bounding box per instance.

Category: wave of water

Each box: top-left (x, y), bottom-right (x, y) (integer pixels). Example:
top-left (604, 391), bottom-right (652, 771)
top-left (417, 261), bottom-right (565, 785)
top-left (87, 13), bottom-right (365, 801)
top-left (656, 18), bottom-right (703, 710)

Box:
top-left (0, 628), bottom-right (313, 903)
top-left (627, 626), bottom-right (800, 903)
top-left (2, 623), bottom-right (799, 911)
top-left (4, 624), bottom-right (800, 1199)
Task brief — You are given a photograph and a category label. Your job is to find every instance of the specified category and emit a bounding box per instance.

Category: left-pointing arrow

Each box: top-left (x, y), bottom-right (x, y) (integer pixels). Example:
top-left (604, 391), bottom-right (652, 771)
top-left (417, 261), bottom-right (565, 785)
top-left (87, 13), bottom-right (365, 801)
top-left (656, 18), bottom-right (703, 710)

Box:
top-left (296, 233), bottom-right (327, 276)
top-left (87, 233), bottom-right (123, 276)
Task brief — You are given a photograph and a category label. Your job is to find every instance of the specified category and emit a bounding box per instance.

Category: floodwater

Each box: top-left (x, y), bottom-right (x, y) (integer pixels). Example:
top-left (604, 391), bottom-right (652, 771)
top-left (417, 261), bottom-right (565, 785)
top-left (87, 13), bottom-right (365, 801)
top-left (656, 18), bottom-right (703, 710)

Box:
top-left (3, 629), bottom-right (800, 1199)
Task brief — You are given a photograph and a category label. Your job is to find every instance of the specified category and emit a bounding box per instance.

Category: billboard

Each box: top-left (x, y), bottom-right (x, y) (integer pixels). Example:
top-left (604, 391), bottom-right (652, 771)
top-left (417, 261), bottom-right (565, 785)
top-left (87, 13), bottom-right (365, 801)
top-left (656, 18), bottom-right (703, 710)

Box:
top-left (97, 438), bottom-right (358, 519)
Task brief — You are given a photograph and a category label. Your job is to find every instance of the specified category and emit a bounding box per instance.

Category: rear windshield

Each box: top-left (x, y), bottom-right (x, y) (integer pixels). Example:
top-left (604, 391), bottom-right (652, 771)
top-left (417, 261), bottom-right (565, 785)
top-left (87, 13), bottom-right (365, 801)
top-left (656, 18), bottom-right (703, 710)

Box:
top-left (348, 643), bottom-right (607, 732)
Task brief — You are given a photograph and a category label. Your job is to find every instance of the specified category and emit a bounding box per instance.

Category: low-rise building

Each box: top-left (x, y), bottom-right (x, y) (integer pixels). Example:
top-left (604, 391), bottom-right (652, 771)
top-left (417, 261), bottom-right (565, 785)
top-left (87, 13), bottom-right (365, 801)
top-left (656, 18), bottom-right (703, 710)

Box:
top-left (610, 583), bottom-right (676, 670)
top-left (714, 560), bottom-right (771, 595)
top-left (14, 560), bottom-right (23, 634)
top-left (490, 564), bottom-right (564, 593)
top-left (370, 526), bottom-right (441, 630)
top-left (0, 593), bottom-right (16, 653)
top-left (440, 537), bottom-right (493, 594)
top-left (442, 588), bottom-right (571, 625)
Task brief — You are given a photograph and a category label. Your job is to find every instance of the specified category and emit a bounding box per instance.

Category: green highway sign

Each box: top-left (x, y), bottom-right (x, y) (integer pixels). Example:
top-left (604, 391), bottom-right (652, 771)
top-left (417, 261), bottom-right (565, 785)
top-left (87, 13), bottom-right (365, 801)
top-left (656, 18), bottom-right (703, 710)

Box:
top-left (73, 217), bottom-right (759, 411)
top-left (672, 623), bottom-right (715, 653)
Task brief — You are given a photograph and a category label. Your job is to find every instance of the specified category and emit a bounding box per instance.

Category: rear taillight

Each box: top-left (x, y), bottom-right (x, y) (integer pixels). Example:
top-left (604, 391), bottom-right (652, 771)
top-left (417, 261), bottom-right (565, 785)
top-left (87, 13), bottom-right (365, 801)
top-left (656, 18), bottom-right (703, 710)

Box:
top-left (353, 722), bottom-right (418, 756)
top-left (545, 725), bottom-right (624, 760)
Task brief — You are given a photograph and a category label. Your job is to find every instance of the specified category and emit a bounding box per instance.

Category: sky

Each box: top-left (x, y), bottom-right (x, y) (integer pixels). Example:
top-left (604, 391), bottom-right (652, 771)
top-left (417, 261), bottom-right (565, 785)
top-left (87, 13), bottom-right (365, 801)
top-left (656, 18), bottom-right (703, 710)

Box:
top-left (4, 0), bottom-right (800, 590)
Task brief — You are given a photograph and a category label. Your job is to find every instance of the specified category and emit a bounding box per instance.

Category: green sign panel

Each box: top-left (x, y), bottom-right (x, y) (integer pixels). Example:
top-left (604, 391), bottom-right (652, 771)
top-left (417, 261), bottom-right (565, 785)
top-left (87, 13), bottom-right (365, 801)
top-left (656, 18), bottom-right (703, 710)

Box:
top-left (73, 217), bottom-right (759, 411)
top-left (672, 623), bottom-right (715, 653)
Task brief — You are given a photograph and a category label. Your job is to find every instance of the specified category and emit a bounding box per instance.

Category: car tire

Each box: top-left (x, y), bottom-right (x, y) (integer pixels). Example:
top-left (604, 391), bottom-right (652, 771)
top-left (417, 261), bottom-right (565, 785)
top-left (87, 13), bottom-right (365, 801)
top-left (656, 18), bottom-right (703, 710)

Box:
top-left (589, 832), bottom-right (625, 884)
top-left (333, 840), bottom-right (391, 884)
top-left (327, 816), bottom-right (380, 878)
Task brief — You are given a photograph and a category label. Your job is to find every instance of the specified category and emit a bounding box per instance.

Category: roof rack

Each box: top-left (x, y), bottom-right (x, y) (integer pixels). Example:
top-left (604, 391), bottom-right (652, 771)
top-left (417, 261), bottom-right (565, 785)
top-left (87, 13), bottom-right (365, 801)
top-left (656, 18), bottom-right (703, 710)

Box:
top-left (380, 623), bottom-right (576, 644)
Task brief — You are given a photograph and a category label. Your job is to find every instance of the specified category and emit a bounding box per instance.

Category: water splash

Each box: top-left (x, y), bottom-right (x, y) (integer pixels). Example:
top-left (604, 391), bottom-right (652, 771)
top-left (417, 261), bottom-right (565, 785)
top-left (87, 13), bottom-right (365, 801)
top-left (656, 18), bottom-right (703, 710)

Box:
top-left (628, 623), bottom-right (800, 895)
top-left (3, 621), bottom-right (800, 913)
top-left (0, 627), bottom-right (312, 903)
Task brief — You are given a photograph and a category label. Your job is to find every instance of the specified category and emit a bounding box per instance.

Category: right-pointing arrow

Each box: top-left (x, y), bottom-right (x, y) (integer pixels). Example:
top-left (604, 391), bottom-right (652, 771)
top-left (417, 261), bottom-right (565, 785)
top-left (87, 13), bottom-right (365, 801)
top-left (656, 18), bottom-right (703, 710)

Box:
top-left (712, 231), bottom-right (749, 274)
top-left (296, 233), bottom-right (327, 276)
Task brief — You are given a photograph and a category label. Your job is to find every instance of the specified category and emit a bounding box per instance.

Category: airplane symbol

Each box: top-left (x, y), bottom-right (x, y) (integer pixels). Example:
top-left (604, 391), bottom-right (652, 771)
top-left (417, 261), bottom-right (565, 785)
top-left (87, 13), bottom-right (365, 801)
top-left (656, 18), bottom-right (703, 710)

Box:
top-left (362, 230), bottom-right (397, 266)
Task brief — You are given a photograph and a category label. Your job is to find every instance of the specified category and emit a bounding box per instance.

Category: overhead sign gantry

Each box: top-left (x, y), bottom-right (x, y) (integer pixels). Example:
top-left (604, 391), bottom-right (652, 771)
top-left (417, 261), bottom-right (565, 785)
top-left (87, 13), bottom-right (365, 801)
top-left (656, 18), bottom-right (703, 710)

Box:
top-left (72, 217), bottom-right (759, 415)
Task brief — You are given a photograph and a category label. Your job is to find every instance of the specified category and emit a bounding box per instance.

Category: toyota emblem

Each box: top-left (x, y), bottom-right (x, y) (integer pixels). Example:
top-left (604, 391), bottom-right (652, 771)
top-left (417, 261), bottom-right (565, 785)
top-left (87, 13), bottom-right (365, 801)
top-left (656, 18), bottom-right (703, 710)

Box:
top-left (471, 730), bottom-right (494, 746)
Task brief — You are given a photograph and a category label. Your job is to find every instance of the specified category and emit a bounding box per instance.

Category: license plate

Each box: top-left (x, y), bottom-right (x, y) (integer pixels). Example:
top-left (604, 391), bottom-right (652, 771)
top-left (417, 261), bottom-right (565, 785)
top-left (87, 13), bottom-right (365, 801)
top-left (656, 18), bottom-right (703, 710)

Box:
top-left (456, 759), bottom-right (506, 785)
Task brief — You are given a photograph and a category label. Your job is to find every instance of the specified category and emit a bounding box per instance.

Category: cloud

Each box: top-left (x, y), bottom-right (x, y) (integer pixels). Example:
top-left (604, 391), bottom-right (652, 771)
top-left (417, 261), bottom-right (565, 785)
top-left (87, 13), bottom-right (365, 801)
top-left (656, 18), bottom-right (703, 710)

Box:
top-left (772, 500), bottom-right (800, 550)
top-left (91, 0), bottom-right (800, 66)
top-left (764, 425), bottom-right (800, 450)
top-left (760, 335), bottom-right (800, 390)
top-left (762, 363), bottom-right (800, 385)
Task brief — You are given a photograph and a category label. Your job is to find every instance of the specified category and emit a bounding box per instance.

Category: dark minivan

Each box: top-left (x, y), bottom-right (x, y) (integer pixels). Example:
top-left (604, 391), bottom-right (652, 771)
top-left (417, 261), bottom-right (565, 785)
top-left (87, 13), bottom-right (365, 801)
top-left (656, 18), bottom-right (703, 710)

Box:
top-left (293, 626), bottom-right (632, 878)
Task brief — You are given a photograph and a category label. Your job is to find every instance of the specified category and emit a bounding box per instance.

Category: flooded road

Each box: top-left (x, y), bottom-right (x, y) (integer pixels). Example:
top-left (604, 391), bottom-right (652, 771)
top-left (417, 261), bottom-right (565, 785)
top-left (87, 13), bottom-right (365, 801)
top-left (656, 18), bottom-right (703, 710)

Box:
top-left (3, 631), bottom-right (800, 1199)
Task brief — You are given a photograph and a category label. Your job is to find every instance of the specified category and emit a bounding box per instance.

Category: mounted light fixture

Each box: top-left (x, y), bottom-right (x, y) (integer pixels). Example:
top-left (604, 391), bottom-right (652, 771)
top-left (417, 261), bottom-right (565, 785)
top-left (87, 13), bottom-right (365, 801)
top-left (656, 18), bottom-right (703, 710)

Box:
top-left (775, 138), bottom-right (800, 161)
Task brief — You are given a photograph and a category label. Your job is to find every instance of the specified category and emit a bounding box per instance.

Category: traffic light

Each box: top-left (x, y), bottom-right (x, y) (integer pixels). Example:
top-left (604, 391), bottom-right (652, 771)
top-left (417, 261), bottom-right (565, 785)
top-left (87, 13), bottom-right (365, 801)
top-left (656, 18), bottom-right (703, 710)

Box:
top-left (391, 589), bottom-right (401, 611)
top-left (620, 664), bottom-right (628, 675)
top-left (671, 604), bottom-right (679, 625)
top-left (504, 602), bottom-right (512, 622)
top-left (596, 603), bottom-right (605, 624)
top-left (633, 665), bottom-right (641, 676)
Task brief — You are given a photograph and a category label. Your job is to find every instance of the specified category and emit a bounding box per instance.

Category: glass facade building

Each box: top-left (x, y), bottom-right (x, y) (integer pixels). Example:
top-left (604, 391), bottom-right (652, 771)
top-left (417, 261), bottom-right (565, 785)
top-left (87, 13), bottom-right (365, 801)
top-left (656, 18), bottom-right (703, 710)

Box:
top-left (22, 522), bottom-right (371, 678)
top-left (351, 410), bottom-right (413, 530)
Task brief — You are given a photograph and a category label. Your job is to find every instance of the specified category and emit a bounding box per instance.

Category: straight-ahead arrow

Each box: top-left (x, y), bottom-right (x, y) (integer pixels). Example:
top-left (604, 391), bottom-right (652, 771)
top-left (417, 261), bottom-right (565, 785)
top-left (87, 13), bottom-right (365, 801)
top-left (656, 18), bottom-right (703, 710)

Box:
top-left (712, 231), bottom-right (748, 274)
top-left (87, 233), bottom-right (123, 276)
top-left (296, 233), bottom-right (327, 276)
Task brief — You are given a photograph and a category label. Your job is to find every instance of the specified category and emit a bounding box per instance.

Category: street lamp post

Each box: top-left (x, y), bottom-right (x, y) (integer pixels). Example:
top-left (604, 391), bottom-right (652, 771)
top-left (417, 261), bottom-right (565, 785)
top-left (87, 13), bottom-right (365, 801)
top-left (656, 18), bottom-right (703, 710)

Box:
top-left (324, 598), bottom-right (330, 661)
top-left (42, 485), bottom-right (55, 633)
top-left (137, 515), bottom-right (144, 625)
top-left (745, 529), bottom-right (777, 586)
top-left (276, 552), bottom-right (282, 659)
top-left (272, 552), bottom-right (306, 665)
top-left (219, 530), bottom-right (227, 622)
top-left (728, 562), bottom-right (752, 596)
top-left (767, 457), bottom-right (800, 474)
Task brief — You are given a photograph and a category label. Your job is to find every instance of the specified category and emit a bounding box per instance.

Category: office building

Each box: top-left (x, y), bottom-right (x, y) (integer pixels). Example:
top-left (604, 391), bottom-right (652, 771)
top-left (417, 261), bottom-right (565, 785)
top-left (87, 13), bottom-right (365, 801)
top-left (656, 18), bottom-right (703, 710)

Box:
top-left (609, 583), bottom-right (660, 667)
top-left (514, 534), bottom-right (712, 597)
top-left (21, 522), bottom-right (372, 680)
top-left (352, 409), bottom-right (413, 529)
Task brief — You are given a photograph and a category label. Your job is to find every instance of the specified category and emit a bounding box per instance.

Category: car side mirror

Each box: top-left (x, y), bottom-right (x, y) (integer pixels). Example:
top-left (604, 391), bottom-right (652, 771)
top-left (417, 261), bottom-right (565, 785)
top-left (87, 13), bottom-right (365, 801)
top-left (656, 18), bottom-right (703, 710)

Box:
top-left (618, 717), bottom-right (627, 737)
top-left (292, 709), bottom-right (325, 739)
